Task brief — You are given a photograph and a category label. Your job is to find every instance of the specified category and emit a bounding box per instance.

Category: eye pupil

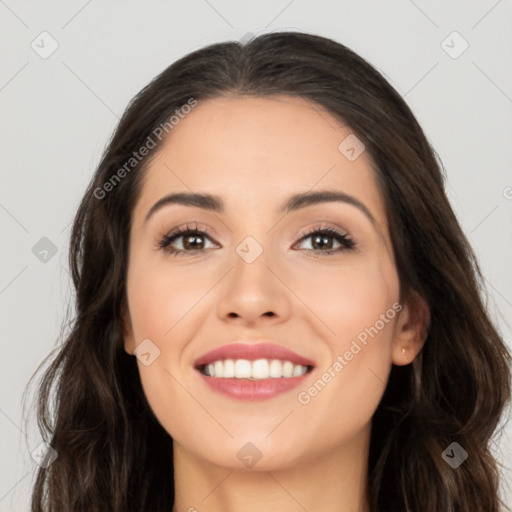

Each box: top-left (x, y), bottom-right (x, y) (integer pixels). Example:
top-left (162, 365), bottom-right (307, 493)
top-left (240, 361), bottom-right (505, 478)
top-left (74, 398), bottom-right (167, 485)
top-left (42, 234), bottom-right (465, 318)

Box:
top-left (312, 234), bottom-right (333, 250)
top-left (183, 234), bottom-right (204, 250)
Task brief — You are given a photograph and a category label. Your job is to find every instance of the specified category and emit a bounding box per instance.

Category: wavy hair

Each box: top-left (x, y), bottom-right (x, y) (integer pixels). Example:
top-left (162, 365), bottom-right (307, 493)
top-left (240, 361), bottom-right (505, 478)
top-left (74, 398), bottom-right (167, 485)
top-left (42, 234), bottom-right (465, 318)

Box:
top-left (25, 31), bottom-right (511, 511)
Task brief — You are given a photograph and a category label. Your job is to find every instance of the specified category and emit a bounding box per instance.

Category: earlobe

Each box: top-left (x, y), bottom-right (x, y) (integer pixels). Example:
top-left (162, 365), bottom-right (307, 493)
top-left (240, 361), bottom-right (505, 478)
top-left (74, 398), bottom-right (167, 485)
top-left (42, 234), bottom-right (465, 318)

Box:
top-left (392, 291), bottom-right (430, 366)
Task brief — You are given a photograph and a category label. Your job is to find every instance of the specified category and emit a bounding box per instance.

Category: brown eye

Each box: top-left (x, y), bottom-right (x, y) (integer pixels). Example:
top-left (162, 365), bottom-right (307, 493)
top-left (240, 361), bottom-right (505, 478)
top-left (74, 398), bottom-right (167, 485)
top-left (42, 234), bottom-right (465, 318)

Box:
top-left (295, 227), bottom-right (356, 255)
top-left (158, 223), bottom-right (217, 256)
top-left (181, 233), bottom-right (206, 250)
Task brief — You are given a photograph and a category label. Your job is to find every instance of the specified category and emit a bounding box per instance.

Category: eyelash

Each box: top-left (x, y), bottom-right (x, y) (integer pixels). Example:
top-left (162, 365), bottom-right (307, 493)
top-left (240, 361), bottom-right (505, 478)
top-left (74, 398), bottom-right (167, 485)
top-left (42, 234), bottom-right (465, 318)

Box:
top-left (157, 222), bottom-right (356, 257)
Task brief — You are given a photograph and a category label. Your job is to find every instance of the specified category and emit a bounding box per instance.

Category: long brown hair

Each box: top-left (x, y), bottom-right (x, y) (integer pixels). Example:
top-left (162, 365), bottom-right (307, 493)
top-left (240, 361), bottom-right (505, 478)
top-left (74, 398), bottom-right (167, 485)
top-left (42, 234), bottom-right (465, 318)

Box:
top-left (25, 31), bottom-right (511, 511)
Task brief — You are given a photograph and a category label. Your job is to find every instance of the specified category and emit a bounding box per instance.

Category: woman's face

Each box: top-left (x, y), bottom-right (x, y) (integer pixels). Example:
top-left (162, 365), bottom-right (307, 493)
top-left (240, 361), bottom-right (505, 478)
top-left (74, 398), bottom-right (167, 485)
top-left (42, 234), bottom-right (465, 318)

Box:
top-left (123, 95), bottom-right (421, 470)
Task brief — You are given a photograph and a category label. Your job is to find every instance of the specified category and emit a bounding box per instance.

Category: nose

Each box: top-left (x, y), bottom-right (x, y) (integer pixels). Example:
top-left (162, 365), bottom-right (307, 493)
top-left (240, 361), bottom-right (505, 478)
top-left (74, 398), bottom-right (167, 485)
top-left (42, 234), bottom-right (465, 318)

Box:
top-left (216, 245), bottom-right (291, 327)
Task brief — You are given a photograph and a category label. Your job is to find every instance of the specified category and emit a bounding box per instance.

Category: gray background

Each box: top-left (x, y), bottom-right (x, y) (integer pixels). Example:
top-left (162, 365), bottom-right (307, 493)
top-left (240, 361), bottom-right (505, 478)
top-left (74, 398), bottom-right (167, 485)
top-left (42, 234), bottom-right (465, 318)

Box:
top-left (1, 1), bottom-right (511, 510)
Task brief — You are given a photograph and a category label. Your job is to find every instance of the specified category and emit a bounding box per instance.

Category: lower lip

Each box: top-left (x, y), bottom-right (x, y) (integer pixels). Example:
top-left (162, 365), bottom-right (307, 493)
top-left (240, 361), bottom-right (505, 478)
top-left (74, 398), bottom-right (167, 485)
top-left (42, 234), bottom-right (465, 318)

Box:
top-left (197, 370), bottom-right (313, 401)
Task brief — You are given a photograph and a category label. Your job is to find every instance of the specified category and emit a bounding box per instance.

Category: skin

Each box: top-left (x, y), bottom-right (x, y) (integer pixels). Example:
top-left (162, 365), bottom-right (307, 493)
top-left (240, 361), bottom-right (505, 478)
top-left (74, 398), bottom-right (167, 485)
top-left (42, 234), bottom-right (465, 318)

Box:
top-left (122, 95), bottom-right (429, 512)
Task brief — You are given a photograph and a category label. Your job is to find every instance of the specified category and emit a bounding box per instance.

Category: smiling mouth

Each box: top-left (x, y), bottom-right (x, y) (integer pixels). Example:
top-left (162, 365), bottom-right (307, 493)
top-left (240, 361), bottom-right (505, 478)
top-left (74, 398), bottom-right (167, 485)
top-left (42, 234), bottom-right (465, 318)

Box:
top-left (197, 358), bottom-right (315, 380)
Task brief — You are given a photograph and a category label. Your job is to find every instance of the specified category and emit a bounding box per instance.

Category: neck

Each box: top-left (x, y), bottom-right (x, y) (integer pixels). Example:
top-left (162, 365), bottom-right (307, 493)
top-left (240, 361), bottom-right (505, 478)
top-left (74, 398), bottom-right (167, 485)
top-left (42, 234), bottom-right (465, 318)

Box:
top-left (171, 423), bottom-right (371, 512)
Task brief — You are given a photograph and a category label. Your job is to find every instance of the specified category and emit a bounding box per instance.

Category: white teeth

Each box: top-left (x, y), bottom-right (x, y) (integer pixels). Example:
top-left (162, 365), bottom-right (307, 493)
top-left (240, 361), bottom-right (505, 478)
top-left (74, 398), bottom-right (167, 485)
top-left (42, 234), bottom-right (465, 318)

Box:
top-left (234, 359), bottom-right (252, 378)
top-left (282, 361), bottom-right (294, 378)
top-left (269, 359), bottom-right (282, 378)
top-left (293, 364), bottom-right (307, 376)
top-left (202, 358), bottom-right (310, 379)
top-left (252, 359), bottom-right (269, 379)
top-left (223, 359), bottom-right (235, 378)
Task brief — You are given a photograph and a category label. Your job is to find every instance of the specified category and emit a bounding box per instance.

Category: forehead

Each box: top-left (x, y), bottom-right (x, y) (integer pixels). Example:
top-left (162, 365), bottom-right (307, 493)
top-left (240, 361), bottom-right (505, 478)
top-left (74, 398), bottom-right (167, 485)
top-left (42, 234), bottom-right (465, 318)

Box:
top-left (133, 95), bottom-right (387, 231)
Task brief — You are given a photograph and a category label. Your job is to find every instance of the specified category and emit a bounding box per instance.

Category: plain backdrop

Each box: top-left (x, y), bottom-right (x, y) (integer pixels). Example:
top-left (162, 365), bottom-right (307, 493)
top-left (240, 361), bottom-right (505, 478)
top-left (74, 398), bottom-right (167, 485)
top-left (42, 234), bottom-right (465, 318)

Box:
top-left (1, 1), bottom-right (511, 510)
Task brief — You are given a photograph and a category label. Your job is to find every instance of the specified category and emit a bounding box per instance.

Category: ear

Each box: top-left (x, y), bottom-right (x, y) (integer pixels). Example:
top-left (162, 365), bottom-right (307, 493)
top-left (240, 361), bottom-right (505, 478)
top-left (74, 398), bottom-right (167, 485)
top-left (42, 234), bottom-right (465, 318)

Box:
top-left (121, 302), bottom-right (136, 355)
top-left (392, 291), bottom-right (430, 366)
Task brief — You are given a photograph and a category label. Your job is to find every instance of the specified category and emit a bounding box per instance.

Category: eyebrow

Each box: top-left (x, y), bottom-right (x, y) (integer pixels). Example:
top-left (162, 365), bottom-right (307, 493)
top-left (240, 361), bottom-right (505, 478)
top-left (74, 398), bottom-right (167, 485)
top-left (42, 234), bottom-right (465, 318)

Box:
top-left (144, 189), bottom-right (378, 227)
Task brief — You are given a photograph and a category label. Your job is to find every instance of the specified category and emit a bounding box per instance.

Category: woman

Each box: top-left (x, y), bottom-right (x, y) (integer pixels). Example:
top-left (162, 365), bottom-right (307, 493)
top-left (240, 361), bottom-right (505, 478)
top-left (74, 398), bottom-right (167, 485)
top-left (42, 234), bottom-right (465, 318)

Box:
top-left (27, 31), bottom-right (511, 512)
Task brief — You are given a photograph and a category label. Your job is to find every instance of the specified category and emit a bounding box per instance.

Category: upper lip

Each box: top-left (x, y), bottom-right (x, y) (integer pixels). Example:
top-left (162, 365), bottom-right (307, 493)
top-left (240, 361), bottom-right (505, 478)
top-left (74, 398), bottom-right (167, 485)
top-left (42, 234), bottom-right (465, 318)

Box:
top-left (194, 342), bottom-right (316, 368)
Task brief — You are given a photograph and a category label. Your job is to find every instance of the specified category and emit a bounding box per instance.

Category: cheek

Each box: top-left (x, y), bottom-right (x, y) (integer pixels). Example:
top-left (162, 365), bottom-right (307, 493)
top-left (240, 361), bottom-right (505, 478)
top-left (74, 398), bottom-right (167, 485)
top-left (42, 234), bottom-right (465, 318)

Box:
top-left (125, 275), bottom-right (189, 439)
top-left (125, 259), bottom-right (212, 438)
top-left (292, 254), bottom-right (399, 435)
top-left (294, 251), bottom-right (399, 348)
top-left (126, 259), bottom-right (205, 341)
